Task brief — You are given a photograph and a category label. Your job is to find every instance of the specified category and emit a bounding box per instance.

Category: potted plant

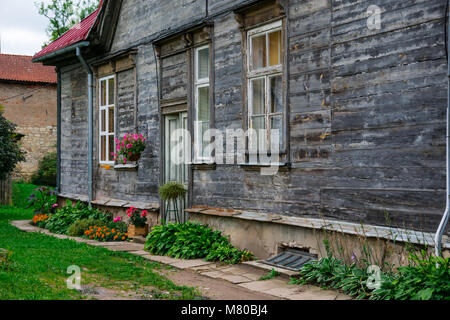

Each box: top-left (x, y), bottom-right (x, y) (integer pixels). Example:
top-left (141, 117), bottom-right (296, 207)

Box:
top-left (126, 207), bottom-right (149, 238)
top-left (113, 133), bottom-right (146, 164)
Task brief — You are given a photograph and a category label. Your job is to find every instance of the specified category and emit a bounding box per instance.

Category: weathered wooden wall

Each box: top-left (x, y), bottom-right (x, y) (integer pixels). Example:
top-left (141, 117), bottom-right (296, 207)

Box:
top-left (59, 0), bottom-right (449, 234)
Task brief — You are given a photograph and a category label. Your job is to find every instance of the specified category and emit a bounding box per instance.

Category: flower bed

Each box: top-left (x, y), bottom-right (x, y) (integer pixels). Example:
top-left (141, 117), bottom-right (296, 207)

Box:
top-left (84, 225), bottom-right (128, 242)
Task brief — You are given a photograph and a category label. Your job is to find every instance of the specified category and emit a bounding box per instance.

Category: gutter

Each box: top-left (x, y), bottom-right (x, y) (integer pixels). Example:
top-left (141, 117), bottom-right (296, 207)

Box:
top-left (56, 68), bottom-right (61, 193)
top-left (75, 46), bottom-right (94, 207)
top-left (32, 41), bottom-right (90, 63)
top-left (435, 5), bottom-right (450, 257)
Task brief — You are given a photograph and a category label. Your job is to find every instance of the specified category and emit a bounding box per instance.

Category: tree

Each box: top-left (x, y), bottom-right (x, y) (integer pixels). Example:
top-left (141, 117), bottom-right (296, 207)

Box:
top-left (0, 109), bottom-right (26, 181)
top-left (35, 0), bottom-right (100, 44)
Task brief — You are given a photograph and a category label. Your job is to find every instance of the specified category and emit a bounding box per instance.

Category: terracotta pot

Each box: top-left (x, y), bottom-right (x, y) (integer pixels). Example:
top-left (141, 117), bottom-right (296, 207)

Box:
top-left (128, 153), bottom-right (141, 162)
top-left (127, 224), bottom-right (148, 238)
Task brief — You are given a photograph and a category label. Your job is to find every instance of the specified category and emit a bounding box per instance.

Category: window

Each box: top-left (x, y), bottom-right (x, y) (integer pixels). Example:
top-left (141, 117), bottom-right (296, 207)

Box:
top-left (247, 20), bottom-right (283, 153)
top-left (193, 45), bottom-right (211, 162)
top-left (99, 75), bottom-right (115, 164)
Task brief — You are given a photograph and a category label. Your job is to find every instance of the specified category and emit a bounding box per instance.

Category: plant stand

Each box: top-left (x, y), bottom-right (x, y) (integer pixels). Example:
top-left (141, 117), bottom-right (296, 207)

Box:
top-left (162, 198), bottom-right (186, 224)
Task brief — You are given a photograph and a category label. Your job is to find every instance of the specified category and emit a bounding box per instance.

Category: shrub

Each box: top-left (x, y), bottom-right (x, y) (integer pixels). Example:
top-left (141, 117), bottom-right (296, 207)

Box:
top-left (44, 200), bottom-right (112, 234)
top-left (27, 186), bottom-right (57, 214)
top-left (67, 218), bottom-right (105, 236)
top-left (31, 152), bottom-right (57, 187)
top-left (144, 222), bottom-right (252, 264)
top-left (84, 225), bottom-right (128, 242)
top-left (0, 109), bottom-right (26, 181)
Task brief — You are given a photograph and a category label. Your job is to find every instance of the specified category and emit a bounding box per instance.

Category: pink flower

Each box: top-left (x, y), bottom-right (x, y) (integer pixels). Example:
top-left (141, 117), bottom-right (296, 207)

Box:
top-left (126, 144), bottom-right (132, 149)
top-left (52, 204), bottom-right (58, 208)
top-left (142, 210), bottom-right (148, 215)
top-left (113, 217), bottom-right (121, 222)
top-left (128, 213), bottom-right (132, 217)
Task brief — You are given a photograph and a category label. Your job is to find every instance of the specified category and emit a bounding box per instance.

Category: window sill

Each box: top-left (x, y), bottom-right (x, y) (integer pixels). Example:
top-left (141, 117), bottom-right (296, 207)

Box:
top-left (192, 163), bottom-right (216, 170)
top-left (238, 162), bottom-right (290, 172)
top-left (114, 163), bottom-right (138, 171)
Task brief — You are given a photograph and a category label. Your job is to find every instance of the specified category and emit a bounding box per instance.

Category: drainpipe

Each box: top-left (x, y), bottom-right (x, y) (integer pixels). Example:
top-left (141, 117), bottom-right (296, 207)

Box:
top-left (435, 4), bottom-right (450, 257)
top-left (76, 47), bottom-right (94, 207)
top-left (56, 67), bottom-right (61, 193)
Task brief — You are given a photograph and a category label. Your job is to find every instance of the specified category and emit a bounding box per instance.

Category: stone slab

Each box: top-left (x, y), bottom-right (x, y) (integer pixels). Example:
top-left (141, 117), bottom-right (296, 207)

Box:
top-left (170, 259), bottom-right (213, 269)
top-left (217, 274), bottom-right (253, 284)
top-left (146, 255), bottom-right (181, 264)
top-left (238, 279), bottom-right (289, 292)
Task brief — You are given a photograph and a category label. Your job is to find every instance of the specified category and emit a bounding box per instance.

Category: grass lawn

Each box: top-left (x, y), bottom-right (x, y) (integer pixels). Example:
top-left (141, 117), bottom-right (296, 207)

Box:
top-left (0, 183), bottom-right (199, 300)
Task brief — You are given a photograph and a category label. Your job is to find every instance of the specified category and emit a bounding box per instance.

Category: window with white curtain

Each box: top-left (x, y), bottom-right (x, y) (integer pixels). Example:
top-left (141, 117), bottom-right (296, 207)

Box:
top-left (247, 20), bottom-right (284, 154)
top-left (98, 75), bottom-right (115, 164)
top-left (194, 45), bottom-right (211, 162)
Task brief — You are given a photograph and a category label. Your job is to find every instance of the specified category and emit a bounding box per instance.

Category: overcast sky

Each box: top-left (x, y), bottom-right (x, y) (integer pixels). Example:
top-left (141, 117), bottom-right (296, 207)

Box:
top-left (0, 0), bottom-right (51, 56)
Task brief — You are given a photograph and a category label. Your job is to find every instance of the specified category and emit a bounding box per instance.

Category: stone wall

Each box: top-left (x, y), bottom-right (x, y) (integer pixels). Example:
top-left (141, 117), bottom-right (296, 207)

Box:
top-left (0, 81), bottom-right (57, 181)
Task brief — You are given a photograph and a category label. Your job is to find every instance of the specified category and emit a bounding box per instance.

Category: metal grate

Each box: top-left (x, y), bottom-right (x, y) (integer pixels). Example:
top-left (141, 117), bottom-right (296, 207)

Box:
top-left (262, 249), bottom-right (317, 271)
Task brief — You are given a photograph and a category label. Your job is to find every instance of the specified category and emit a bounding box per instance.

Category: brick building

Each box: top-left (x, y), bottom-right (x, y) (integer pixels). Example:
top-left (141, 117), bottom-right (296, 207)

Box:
top-left (0, 54), bottom-right (57, 181)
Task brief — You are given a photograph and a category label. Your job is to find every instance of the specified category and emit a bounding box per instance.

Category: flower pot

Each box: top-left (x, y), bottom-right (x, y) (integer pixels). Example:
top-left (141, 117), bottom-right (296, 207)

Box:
top-left (128, 153), bottom-right (141, 162)
top-left (127, 224), bottom-right (148, 238)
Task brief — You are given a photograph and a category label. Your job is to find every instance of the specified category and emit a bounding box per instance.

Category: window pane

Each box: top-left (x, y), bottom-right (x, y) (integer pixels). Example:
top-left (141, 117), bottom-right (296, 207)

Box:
top-left (108, 107), bottom-right (114, 133)
top-left (101, 136), bottom-right (106, 161)
top-left (250, 116), bottom-right (266, 151)
top-left (108, 135), bottom-right (114, 161)
top-left (270, 115), bottom-right (282, 149)
top-left (197, 86), bottom-right (210, 122)
top-left (200, 121), bottom-right (210, 158)
top-left (101, 109), bottom-right (106, 132)
top-left (100, 80), bottom-right (106, 106)
top-left (251, 34), bottom-right (267, 70)
top-left (197, 47), bottom-right (209, 80)
top-left (108, 78), bottom-right (115, 105)
top-left (268, 30), bottom-right (281, 66)
top-left (270, 75), bottom-right (283, 113)
top-left (251, 78), bottom-right (265, 115)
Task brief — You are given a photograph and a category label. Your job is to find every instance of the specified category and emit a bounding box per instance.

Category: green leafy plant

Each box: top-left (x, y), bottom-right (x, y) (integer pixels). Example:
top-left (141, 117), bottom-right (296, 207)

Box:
top-left (44, 200), bottom-right (111, 234)
top-left (144, 222), bottom-right (252, 264)
top-left (27, 186), bottom-right (57, 214)
top-left (259, 268), bottom-right (281, 281)
top-left (67, 218), bottom-right (105, 236)
top-left (126, 207), bottom-right (148, 227)
top-left (158, 181), bottom-right (187, 201)
top-left (31, 152), bottom-right (57, 187)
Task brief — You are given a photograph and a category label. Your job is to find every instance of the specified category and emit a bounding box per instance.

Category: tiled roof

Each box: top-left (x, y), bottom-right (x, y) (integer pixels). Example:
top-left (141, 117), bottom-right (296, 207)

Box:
top-left (0, 54), bottom-right (56, 84)
top-left (32, 1), bottom-right (103, 60)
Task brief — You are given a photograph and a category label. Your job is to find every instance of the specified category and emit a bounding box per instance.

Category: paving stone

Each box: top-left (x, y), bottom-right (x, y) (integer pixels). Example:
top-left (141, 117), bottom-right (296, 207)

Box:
top-left (146, 255), bottom-right (181, 264)
top-left (200, 271), bottom-right (224, 279)
top-left (238, 279), bottom-right (288, 292)
top-left (217, 274), bottom-right (253, 284)
top-left (241, 273), bottom-right (262, 281)
top-left (103, 243), bottom-right (146, 252)
top-left (170, 259), bottom-right (213, 269)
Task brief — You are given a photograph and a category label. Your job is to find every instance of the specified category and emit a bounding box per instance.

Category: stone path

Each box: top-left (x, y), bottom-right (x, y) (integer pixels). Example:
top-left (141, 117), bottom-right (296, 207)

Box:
top-left (10, 220), bottom-right (350, 300)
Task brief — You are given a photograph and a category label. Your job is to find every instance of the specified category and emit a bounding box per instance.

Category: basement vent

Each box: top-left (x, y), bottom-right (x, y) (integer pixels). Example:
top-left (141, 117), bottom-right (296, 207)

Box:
top-left (262, 249), bottom-right (317, 271)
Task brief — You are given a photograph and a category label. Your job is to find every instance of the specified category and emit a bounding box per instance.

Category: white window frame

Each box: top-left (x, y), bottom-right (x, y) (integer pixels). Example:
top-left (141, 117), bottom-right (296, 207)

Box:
top-left (98, 75), bottom-right (116, 165)
top-left (247, 20), bottom-right (284, 153)
top-left (193, 45), bottom-right (211, 163)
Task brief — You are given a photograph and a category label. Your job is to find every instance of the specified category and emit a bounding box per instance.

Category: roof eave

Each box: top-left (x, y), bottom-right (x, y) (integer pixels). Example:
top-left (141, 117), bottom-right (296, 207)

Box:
top-left (32, 41), bottom-right (91, 64)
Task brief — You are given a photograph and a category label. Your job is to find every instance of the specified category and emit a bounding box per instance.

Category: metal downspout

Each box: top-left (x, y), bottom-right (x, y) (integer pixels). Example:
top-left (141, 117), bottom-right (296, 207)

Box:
top-left (56, 68), bottom-right (61, 193)
top-left (76, 47), bottom-right (94, 207)
top-left (435, 3), bottom-right (450, 257)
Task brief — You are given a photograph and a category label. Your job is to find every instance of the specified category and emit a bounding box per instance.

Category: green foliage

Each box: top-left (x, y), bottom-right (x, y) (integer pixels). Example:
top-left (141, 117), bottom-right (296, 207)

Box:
top-left (371, 252), bottom-right (450, 300)
top-left (259, 268), bottom-right (281, 281)
top-left (27, 186), bottom-right (57, 214)
top-left (67, 218), bottom-right (105, 236)
top-left (31, 152), bottom-right (57, 187)
top-left (158, 181), bottom-right (187, 201)
top-left (35, 0), bottom-right (100, 44)
top-left (44, 200), bottom-right (111, 234)
top-left (0, 110), bottom-right (26, 181)
top-left (144, 222), bottom-right (253, 264)
top-left (295, 250), bottom-right (450, 300)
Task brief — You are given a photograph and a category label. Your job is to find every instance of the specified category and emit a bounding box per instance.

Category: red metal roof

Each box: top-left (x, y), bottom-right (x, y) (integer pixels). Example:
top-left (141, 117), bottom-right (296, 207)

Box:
top-left (0, 54), bottom-right (56, 84)
top-left (32, 3), bottom-right (102, 60)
